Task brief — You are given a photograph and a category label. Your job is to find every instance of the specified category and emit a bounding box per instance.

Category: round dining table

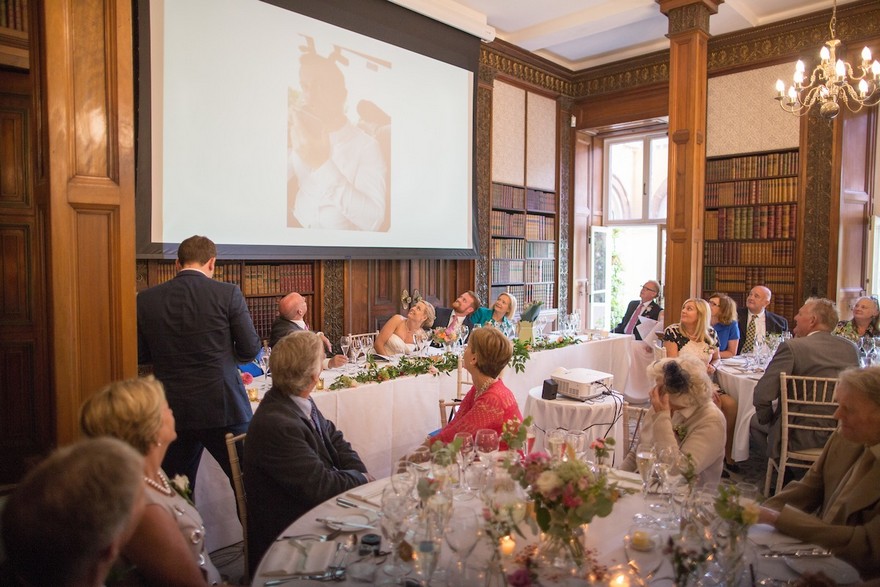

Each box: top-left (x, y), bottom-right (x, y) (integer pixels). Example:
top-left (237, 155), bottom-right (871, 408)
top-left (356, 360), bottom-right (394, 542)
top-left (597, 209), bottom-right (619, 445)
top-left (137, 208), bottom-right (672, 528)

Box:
top-left (250, 471), bottom-right (860, 586)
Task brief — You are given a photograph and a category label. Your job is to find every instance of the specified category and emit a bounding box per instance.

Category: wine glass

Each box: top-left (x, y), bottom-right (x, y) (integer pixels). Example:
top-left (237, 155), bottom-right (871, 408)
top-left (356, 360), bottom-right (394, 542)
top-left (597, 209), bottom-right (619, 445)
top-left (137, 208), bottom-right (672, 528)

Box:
top-left (457, 325), bottom-right (470, 351)
top-left (351, 338), bottom-right (364, 367)
top-left (454, 432), bottom-right (475, 499)
top-left (635, 446), bottom-right (656, 497)
top-left (379, 485), bottom-right (413, 578)
top-left (545, 429), bottom-right (566, 461)
top-left (474, 429), bottom-right (499, 464)
top-left (564, 430), bottom-right (587, 461)
top-left (445, 509), bottom-right (480, 583)
top-left (412, 524), bottom-right (443, 587)
top-left (339, 336), bottom-right (351, 369)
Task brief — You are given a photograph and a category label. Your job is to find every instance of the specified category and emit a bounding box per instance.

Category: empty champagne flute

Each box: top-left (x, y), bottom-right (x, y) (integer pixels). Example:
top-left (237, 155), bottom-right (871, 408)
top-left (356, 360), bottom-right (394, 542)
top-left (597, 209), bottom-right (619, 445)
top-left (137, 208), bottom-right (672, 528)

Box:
top-left (379, 485), bottom-right (413, 578)
top-left (454, 432), bottom-right (475, 500)
top-left (339, 336), bottom-right (351, 369)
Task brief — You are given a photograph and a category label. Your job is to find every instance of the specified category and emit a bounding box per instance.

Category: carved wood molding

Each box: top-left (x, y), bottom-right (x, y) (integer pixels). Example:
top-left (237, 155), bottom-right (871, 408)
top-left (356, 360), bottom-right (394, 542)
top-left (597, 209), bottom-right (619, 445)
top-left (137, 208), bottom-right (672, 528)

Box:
top-left (481, 43), bottom-right (571, 97)
top-left (323, 259), bottom-right (344, 345)
top-left (475, 68), bottom-right (494, 305)
top-left (557, 96), bottom-right (573, 312)
top-left (802, 117), bottom-right (834, 301)
top-left (665, 4), bottom-right (714, 36)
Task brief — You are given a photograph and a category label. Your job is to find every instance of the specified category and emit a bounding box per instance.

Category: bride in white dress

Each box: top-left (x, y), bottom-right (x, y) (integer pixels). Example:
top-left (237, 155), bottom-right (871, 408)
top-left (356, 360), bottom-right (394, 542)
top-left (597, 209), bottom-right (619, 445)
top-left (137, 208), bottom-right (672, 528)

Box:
top-left (375, 300), bottom-right (436, 356)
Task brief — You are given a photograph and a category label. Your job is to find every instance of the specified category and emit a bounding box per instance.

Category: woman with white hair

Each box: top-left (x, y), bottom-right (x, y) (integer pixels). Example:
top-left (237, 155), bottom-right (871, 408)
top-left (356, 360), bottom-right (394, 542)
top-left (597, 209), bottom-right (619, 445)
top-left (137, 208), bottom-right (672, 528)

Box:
top-left (471, 292), bottom-right (517, 337)
top-left (622, 355), bottom-right (726, 487)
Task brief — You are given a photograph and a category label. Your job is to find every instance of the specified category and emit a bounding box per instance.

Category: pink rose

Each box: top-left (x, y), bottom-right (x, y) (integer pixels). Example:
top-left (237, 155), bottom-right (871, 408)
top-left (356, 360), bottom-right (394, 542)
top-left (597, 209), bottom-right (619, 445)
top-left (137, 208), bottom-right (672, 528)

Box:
top-left (241, 372), bottom-right (254, 385)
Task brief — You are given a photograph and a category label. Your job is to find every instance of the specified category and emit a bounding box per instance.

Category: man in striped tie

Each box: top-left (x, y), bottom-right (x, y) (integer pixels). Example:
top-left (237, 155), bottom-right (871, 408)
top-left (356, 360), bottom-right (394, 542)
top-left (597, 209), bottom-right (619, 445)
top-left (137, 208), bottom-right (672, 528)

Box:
top-left (737, 285), bottom-right (789, 355)
top-left (613, 280), bottom-right (663, 340)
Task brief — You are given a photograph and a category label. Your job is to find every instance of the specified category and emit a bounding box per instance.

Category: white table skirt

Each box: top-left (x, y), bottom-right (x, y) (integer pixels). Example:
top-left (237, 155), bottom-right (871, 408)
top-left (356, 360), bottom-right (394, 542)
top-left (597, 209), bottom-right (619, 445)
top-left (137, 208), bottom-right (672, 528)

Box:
top-left (196, 336), bottom-right (632, 552)
top-left (523, 387), bottom-right (626, 466)
top-left (716, 364), bottom-right (762, 462)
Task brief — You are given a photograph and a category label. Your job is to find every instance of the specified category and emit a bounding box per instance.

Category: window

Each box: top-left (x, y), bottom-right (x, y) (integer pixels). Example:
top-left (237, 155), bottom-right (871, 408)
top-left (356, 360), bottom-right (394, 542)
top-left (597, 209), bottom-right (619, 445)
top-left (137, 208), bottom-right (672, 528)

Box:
top-left (604, 132), bottom-right (668, 223)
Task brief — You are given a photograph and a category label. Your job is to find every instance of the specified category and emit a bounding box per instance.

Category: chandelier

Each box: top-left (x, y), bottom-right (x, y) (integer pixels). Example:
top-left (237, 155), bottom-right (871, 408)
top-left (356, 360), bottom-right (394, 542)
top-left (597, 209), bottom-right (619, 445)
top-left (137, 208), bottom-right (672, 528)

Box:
top-left (774, 0), bottom-right (880, 119)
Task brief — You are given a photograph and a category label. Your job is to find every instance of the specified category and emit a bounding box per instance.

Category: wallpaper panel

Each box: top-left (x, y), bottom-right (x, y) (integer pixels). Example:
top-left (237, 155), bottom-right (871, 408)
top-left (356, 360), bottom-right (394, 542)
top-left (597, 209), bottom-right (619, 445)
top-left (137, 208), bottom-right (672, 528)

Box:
top-left (707, 62), bottom-right (800, 157)
top-left (491, 81), bottom-right (525, 185)
top-left (526, 92), bottom-right (557, 190)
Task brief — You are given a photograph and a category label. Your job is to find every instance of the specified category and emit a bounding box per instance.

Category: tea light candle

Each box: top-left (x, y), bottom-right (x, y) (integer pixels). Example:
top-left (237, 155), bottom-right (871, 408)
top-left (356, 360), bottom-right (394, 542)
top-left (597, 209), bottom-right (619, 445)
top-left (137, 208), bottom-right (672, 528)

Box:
top-left (499, 535), bottom-right (516, 556)
top-left (609, 571), bottom-right (631, 587)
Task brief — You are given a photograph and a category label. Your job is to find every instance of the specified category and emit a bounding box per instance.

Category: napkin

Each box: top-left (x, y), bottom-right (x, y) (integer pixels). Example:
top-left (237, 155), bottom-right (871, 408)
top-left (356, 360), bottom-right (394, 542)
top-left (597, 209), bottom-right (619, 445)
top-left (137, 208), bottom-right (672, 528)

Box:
top-left (261, 539), bottom-right (338, 577)
top-left (606, 469), bottom-right (644, 491)
top-left (346, 483), bottom-right (385, 508)
top-left (748, 524), bottom-right (805, 548)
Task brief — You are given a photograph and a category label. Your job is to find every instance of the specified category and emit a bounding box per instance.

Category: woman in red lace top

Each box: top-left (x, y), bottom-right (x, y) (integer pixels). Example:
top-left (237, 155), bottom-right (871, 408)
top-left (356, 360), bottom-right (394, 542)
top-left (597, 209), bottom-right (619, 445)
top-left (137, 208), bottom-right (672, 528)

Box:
top-left (432, 326), bottom-right (522, 446)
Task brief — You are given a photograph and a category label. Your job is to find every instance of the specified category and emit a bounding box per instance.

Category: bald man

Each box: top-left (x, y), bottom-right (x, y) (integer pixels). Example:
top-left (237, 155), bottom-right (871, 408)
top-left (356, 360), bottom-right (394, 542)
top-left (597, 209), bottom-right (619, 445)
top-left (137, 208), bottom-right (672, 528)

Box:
top-left (736, 285), bottom-right (789, 355)
top-left (269, 292), bottom-right (345, 368)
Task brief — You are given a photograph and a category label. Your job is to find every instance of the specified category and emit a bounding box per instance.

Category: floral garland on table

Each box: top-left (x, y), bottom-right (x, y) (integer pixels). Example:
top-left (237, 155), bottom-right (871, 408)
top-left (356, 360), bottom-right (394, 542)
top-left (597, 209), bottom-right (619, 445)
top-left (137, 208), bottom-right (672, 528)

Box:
top-left (327, 353), bottom-right (459, 390)
top-left (509, 335), bottom-right (581, 373)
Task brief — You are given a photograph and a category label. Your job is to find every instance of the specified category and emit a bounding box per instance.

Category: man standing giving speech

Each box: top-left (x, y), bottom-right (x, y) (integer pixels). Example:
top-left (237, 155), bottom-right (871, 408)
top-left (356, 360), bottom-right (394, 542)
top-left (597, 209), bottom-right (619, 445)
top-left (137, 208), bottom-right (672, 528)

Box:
top-left (137, 235), bottom-right (261, 488)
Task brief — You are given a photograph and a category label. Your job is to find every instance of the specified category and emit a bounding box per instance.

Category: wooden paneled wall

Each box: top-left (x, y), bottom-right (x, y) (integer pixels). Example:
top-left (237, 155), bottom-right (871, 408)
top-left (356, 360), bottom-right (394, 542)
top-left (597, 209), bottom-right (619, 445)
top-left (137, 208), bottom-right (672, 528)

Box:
top-left (43, 0), bottom-right (136, 446)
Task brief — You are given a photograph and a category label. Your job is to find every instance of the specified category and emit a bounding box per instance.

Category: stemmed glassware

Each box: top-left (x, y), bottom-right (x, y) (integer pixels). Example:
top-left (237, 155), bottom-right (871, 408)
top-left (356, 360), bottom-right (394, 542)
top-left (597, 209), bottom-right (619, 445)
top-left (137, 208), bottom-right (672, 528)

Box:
top-left (454, 432), bottom-right (475, 500)
top-left (379, 485), bottom-right (414, 578)
top-left (339, 336), bottom-right (351, 371)
top-left (351, 338), bottom-right (364, 367)
top-left (474, 429), bottom-right (499, 465)
top-left (545, 429), bottom-right (566, 461)
top-left (445, 509), bottom-right (480, 584)
top-left (564, 430), bottom-right (587, 461)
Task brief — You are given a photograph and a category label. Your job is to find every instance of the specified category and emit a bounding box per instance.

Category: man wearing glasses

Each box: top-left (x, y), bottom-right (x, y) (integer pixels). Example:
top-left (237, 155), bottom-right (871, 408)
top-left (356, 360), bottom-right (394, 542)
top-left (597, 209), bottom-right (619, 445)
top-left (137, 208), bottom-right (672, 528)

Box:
top-left (613, 280), bottom-right (663, 340)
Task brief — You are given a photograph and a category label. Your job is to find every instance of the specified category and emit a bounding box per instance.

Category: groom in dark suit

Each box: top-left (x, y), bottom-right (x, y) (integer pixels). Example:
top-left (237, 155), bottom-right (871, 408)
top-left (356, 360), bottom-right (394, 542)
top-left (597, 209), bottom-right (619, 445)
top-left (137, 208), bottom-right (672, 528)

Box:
top-left (137, 235), bottom-right (261, 487)
top-left (432, 290), bottom-right (481, 330)
top-left (613, 280), bottom-right (663, 340)
top-left (245, 331), bottom-right (371, 575)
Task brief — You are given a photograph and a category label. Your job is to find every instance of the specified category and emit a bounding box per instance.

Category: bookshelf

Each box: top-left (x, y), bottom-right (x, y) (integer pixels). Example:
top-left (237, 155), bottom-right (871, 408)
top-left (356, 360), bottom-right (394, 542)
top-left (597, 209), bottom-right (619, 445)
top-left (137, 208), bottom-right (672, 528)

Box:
top-left (702, 148), bottom-right (800, 319)
top-left (0, 0), bottom-right (29, 69)
top-left (489, 182), bottom-right (557, 310)
top-left (136, 260), bottom-right (316, 343)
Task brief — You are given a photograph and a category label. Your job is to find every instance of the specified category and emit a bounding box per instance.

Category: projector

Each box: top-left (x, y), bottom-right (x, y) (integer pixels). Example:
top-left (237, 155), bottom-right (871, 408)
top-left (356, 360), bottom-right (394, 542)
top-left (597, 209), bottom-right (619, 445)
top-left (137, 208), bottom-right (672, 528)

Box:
top-left (550, 367), bottom-right (614, 401)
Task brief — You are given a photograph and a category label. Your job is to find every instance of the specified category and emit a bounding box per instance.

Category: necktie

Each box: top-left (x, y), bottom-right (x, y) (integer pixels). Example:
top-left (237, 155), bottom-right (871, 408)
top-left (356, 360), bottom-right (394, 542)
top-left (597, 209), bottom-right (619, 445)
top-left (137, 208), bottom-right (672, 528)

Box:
top-left (450, 315), bottom-right (459, 330)
top-left (822, 447), bottom-right (875, 524)
top-left (742, 314), bottom-right (758, 354)
top-left (309, 398), bottom-right (326, 448)
top-left (624, 303), bottom-right (644, 335)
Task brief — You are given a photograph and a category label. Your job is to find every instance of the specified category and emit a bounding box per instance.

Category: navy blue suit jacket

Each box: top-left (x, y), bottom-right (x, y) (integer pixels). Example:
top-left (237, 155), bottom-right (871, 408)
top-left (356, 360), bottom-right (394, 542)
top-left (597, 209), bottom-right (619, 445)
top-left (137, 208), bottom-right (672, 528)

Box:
top-left (613, 300), bottom-right (662, 340)
top-left (735, 308), bottom-right (789, 355)
top-left (137, 270), bottom-right (261, 430)
top-left (244, 388), bottom-right (368, 573)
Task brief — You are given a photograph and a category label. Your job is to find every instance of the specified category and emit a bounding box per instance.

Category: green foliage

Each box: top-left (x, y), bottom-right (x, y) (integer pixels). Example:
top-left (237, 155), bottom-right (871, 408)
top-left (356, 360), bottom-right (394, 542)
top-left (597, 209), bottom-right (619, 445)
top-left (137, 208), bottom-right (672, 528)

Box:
top-left (327, 352), bottom-right (458, 389)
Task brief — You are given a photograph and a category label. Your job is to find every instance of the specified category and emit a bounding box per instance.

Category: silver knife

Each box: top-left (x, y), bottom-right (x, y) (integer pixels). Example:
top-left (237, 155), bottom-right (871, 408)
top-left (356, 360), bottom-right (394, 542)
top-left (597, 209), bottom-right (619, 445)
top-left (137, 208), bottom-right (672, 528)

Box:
top-left (761, 550), bottom-right (831, 558)
top-left (336, 497), bottom-right (378, 512)
top-left (315, 517), bottom-right (376, 530)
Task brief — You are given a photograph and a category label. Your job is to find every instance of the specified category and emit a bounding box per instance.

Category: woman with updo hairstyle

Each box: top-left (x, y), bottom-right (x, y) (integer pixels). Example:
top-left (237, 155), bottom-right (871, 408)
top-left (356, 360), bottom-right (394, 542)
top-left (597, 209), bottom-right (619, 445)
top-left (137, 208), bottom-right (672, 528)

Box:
top-left (375, 299), bottom-right (436, 355)
top-left (401, 326), bottom-right (522, 462)
top-left (80, 376), bottom-right (224, 586)
top-left (621, 355), bottom-right (726, 487)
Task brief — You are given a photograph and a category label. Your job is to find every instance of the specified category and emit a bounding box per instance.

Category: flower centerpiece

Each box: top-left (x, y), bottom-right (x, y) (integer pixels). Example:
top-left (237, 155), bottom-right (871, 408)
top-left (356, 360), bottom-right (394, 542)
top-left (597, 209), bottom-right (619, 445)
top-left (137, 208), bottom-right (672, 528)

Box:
top-left (508, 447), bottom-right (621, 570)
top-left (431, 325), bottom-right (459, 352)
top-left (590, 436), bottom-right (615, 468)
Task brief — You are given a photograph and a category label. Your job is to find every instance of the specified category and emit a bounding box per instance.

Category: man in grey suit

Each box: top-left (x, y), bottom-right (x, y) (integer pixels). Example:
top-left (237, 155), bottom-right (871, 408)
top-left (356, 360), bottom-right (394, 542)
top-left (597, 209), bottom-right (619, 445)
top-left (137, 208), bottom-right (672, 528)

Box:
top-left (137, 235), bottom-right (261, 487)
top-left (752, 297), bottom-right (859, 463)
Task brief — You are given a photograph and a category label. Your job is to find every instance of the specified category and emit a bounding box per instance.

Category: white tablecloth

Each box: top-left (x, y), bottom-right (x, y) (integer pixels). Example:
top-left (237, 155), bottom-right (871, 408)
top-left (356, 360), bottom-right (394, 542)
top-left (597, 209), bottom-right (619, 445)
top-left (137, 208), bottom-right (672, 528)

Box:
top-left (251, 475), bottom-right (850, 586)
top-left (523, 387), bottom-right (626, 466)
top-left (196, 336), bottom-right (632, 551)
top-left (716, 363), bottom-right (762, 462)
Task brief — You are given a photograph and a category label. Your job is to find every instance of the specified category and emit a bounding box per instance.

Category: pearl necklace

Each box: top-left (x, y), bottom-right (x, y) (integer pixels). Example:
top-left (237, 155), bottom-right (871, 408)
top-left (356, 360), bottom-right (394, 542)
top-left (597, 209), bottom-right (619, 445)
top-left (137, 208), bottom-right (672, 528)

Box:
top-left (144, 470), bottom-right (173, 496)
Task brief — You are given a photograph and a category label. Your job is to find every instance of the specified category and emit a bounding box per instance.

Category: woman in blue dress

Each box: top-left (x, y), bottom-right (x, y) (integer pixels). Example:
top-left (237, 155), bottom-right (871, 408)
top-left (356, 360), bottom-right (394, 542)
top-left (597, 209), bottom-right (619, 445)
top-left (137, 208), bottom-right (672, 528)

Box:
top-left (708, 292), bottom-right (740, 359)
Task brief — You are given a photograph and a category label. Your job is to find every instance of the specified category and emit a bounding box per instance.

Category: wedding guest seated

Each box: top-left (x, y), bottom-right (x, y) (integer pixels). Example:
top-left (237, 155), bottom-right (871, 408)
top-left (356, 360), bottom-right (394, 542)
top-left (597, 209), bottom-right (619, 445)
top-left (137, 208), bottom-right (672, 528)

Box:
top-left (664, 297), bottom-right (738, 472)
top-left (471, 292), bottom-right (517, 338)
top-left (708, 292), bottom-right (740, 359)
top-left (737, 285), bottom-right (789, 355)
top-left (403, 327), bottom-right (521, 463)
top-left (832, 295), bottom-right (879, 343)
top-left (433, 290), bottom-right (481, 333)
top-left (80, 376), bottom-right (224, 586)
top-left (269, 292), bottom-right (345, 368)
top-left (374, 299), bottom-right (435, 355)
top-left (758, 366), bottom-right (880, 580)
top-left (621, 356), bottom-right (726, 487)
top-left (613, 280), bottom-right (663, 340)
top-left (1, 437), bottom-right (145, 587)
top-left (245, 331), bottom-right (372, 575)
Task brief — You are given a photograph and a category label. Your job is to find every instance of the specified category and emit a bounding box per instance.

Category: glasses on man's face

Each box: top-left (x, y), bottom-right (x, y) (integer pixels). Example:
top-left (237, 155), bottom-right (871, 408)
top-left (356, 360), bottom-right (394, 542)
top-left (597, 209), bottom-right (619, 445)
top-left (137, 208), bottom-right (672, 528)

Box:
top-left (641, 286), bottom-right (658, 293)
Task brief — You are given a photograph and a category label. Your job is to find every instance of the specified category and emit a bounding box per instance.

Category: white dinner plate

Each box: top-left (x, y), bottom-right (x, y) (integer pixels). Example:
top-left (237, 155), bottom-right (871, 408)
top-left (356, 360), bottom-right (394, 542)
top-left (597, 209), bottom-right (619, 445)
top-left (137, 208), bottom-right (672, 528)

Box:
top-left (322, 509), bottom-right (379, 532)
top-left (624, 531), bottom-right (664, 577)
top-left (785, 555), bottom-right (860, 584)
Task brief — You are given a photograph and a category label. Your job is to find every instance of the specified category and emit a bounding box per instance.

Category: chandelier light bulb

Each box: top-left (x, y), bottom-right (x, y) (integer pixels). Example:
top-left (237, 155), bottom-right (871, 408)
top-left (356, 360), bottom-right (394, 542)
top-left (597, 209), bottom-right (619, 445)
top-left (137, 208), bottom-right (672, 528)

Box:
top-left (796, 60), bottom-right (806, 73)
top-left (788, 86), bottom-right (798, 101)
top-left (872, 61), bottom-right (880, 78)
top-left (775, 79), bottom-right (786, 97)
top-left (793, 70), bottom-right (804, 85)
top-left (835, 60), bottom-right (846, 79)
top-left (859, 79), bottom-right (869, 96)
top-left (820, 47), bottom-right (830, 62)
top-left (862, 47), bottom-right (873, 63)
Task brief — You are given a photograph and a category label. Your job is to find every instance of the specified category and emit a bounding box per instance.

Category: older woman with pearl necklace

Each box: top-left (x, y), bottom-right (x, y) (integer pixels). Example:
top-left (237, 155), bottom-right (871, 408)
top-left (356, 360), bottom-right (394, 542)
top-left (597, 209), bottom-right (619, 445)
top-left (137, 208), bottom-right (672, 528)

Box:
top-left (80, 376), bottom-right (227, 586)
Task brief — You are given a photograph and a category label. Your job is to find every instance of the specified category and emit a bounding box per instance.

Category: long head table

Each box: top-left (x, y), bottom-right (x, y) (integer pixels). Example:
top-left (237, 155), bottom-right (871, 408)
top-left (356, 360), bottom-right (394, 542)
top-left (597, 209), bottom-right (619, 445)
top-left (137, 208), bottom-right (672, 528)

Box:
top-left (195, 334), bottom-right (632, 552)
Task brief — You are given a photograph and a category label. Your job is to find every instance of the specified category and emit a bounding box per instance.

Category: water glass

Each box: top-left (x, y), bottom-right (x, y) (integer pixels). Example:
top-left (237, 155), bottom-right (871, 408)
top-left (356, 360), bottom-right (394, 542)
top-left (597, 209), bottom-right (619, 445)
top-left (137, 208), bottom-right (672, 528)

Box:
top-left (474, 429), bottom-right (499, 463)
top-left (546, 429), bottom-right (566, 460)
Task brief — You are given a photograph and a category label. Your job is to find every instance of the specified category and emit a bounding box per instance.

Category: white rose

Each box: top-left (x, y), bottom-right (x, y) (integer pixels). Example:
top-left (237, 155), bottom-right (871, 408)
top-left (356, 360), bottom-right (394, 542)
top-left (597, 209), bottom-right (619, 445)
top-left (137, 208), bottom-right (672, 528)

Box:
top-left (534, 470), bottom-right (562, 495)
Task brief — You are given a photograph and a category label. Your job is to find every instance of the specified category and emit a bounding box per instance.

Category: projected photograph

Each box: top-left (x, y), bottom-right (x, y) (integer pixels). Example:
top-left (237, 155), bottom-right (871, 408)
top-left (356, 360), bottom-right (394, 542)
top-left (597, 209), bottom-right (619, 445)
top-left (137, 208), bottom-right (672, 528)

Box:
top-left (287, 38), bottom-right (392, 232)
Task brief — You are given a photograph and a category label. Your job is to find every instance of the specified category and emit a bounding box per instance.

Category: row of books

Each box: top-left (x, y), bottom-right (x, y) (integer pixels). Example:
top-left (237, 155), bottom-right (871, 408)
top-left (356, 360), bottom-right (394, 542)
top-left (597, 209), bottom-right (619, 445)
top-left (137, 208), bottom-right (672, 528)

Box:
top-left (145, 261), bottom-right (242, 286)
top-left (704, 204), bottom-right (797, 240)
top-left (525, 214), bottom-right (555, 241)
top-left (491, 183), bottom-right (526, 210)
top-left (705, 177), bottom-right (799, 208)
top-left (526, 189), bottom-right (556, 213)
top-left (0, 0), bottom-right (28, 32)
top-left (490, 210), bottom-right (526, 237)
top-left (242, 264), bottom-right (314, 296)
top-left (491, 259), bottom-right (524, 283)
top-left (703, 266), bottom-right (797, 296)
top-left (704, 240), bottom-right (796, 266)
top-left (524, 259), bottom-right (555, 283)
top-left (524, 282), bottom-right (555, 306)
top-left (245, 295), bottom-right (284, 341)
top-left (706, 150), bottom-right (799, 182)
top-left (527, 241), bottom-right (555, 259)
top-left (492, 239), bottom-right (526, 260)
top-left (724, 292), bottom-right (798, 322)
